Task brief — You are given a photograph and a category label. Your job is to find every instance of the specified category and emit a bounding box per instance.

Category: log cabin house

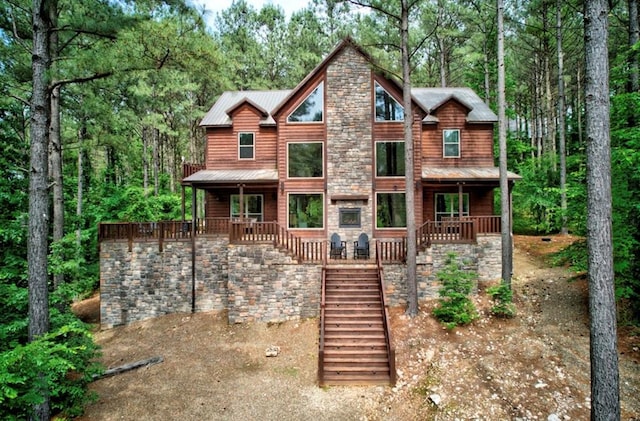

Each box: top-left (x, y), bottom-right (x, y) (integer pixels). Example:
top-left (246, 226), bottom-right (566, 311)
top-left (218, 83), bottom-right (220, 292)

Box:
top-left (182, 37), bottom-right (518, 251)
top-left (99, 38), bottom-right (519, 385)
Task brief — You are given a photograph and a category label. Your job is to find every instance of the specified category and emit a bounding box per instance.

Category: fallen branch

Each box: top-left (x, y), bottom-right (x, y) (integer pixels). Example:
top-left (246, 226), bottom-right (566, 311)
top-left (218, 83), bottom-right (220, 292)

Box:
top-left (93, 356), bottom-right (164, 380)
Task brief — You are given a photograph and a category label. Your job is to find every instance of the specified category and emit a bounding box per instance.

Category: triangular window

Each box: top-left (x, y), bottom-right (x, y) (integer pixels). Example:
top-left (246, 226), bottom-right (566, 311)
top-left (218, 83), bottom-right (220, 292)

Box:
top-left (288, 82), bottom-right (324, 123)
top-left (375, 82), bottom-right (404, 121)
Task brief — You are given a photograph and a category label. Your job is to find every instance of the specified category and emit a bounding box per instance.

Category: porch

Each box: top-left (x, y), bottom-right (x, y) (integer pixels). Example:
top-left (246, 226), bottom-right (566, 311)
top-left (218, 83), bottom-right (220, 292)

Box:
top-left (98, 215), bottom-right (501, 263)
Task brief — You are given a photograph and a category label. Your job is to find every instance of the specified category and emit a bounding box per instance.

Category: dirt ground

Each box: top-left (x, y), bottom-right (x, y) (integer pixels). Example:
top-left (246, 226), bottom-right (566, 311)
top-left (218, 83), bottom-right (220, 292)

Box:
top-left (74, 235), bottom-right (640, 420)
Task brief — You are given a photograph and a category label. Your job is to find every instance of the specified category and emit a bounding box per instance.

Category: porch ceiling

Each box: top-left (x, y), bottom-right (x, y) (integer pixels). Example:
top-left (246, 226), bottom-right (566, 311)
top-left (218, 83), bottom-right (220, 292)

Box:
top-left (183, 169), bottom-right (279, 186)
top-left (422, 166), bottom-right (521, 182)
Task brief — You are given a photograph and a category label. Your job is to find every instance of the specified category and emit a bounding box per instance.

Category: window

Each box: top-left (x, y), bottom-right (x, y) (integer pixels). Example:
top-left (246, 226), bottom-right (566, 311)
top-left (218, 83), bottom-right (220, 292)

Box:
top-left (376, 192), bottom-right (406, 228)
top-left (239, 132), bottom-right (254, 159)
top-left (435, 193), bottom-right (469, 221)
top-left (287, 142), bottom-right (323, 178)
top-left (231, 194), bottom-right (263, 221)
top-left (376, 141), bottom-right (405, 177)
top-left (288, 82), bottom-right (324, 122)
top-left (288, 194), bottom-right (323, 229)
top-left (375, 82), bottom-right (404, 121)
top-left (443, 129), bottom-right (460, 158)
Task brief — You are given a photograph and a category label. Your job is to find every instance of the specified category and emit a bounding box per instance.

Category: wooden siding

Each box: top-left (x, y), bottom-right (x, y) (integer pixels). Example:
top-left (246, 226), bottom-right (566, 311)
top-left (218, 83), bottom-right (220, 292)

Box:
top-left (421, 101), bottom-right (495, 167)
top-left (275, 74), bottom-right (327, 231)
top-left (205, 105), bottom-right (277, 170)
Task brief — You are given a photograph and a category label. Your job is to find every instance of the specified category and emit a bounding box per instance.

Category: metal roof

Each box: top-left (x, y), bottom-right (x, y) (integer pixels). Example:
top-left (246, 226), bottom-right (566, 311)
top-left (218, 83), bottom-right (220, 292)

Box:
top-left (183, 169), bottom-right (279, 184)
top-left (412, 88), bottom-right (498, 123)
top-left (200, 90), bottom-right (291, 127)
top-left (422, 166), bottom-right (521, 181)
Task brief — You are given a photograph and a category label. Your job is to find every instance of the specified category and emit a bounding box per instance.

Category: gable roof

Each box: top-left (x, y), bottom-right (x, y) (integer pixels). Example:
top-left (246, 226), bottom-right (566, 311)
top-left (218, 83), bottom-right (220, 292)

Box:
top-left (412, 88), bottom-right (498, 123)
top-left (200, 39), bottom-right (497, 127)
top-left (200, 90), bottom-right (291, 127)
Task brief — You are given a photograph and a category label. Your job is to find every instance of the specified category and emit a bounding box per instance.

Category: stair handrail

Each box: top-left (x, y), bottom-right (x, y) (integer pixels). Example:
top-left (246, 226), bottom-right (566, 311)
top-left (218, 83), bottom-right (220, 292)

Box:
top-left (318, 266), bottom-right (327, 386)
top-left (376, 241), bottom-right (396, 385)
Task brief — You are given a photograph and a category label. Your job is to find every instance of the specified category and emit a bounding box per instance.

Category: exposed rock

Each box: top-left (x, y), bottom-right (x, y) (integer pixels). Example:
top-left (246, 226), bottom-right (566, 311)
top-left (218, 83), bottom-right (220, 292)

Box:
top-left (265, 345), bottom-right (280, 357)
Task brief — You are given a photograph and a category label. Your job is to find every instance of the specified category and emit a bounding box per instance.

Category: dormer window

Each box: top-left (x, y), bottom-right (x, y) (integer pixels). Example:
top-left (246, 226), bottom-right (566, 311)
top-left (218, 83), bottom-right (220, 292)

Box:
top-left (375, 82), bottom-right (404, 121)
top-left (288, 82), bottom-right (324, 123)
top-left (443, 129), bottom-right (460, 158)
top-left (238, 132), bottom-right (254, 159)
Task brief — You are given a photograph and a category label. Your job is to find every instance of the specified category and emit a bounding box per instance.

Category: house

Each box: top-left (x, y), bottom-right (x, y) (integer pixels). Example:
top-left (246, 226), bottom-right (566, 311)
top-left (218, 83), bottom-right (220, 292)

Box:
top-left (181, 37), bottom-right (518, 248)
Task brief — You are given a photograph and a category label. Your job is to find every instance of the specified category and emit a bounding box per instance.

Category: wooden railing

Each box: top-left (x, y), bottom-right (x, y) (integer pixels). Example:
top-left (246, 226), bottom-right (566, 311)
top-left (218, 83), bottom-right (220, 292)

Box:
top-left (417, 220), bottom-right (477, 248)
top-left (228, 220), bottom-right (325, 262)
top-left (376, 241), bottom-right (396, 385)
top-left (318, 267), bottom-right (327, 385)
top-left (378, 238), bottom-right (406, 263)
top-left (99, 216), bottom-right (500, 259)
top-left (182, 162), bottom-right (205, 179)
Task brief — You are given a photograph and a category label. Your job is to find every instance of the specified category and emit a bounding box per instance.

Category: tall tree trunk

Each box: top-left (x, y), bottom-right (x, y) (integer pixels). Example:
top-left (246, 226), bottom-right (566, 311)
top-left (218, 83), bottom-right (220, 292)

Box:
top-left (629, 0), bottom-right (639, 94)
top-left (497, 0), bottom-right (512, 286)
top-left (557, 0), bottom-right (568, 234)
top-left (402, 0), bottom-right (418, 317)
top-left (76, 125), bottom-right (85, 248)
top-left (49, 1), bottom-right (63, 289)
top-left (29, 0), bottom-right (52, 418)
top-left (153, 127), bottom-right (159, 196)
top-left (584, 0), bottom-right (620, 418)
top-left (483, 38), bottom-right (491, 105)
top-left (50, 84), bottom-right (64, 289)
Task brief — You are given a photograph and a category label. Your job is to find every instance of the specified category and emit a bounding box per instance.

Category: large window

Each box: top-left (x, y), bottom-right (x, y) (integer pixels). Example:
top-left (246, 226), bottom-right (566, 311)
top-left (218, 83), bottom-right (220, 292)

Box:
top-left (231, 194), bottom-right (263, 221)
top-left (443, 129), bottom-right (460, 158)
top-left (288, 194), bottom-right (323, 229)
top-left (376, 192), bottom-right (406, 228)
top-left (375, 82), bottom-right (404, 121)
top-left (238, 132), bottom-right (254, 159)
top-left (376, 141), bottom-right (405, 177)
top-left (288, 82), bottom-right (324, 123)
top-left (435, 193), bottom-right (469, 221)
top-left (287, 142), bottom-right (323, 178)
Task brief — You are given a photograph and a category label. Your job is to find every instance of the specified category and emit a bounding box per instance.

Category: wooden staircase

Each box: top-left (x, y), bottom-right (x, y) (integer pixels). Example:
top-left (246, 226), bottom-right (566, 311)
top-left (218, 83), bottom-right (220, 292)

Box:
top-left (318, 266), bottom-right (395, 386)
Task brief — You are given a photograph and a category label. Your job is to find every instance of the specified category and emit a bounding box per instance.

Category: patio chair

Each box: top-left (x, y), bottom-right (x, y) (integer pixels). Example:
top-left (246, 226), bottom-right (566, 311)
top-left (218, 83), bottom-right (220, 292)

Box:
top-left (353, 232), bottom-right (370, 259)
top-left (329, 233), bottom-right (347, 259)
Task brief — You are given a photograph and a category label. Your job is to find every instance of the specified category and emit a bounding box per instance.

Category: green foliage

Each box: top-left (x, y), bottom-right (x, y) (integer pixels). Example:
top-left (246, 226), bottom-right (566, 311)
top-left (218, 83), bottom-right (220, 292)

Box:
top-left (432, 253), bottom-right (478, 329)
top-left (0, 324), bottom-right (102, 419)
top-left (486, 282), bottom-right (516, 318)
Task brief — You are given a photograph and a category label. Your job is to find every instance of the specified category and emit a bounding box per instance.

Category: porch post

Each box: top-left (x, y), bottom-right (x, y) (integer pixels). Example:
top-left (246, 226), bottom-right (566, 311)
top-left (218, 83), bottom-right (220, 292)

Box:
top-left (457, 182), bottom-right (464, 218)
top-left (238, 183), bottom-right (245, 220)
top-left (191, 186), bottom-right (197, 313)
top-left (181, 185), bottom-right (186, 222)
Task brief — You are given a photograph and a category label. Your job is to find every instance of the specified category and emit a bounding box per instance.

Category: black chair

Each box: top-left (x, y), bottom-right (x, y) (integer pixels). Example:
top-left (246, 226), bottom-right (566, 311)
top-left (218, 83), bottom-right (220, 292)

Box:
top-left (329, 233), bottom-right (347, 259)
top-left (353, 232), bottom-right (370, 259)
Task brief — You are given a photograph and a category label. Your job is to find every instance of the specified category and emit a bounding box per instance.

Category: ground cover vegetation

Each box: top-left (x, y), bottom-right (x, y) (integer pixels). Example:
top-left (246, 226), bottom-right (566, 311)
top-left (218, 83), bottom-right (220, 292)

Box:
top-left (1, 0), bottom-right (638, 417)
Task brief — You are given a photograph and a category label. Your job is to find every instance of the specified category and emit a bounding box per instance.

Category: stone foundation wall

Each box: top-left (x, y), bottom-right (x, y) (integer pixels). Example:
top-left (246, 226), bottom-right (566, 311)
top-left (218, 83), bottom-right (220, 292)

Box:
top-left (100, 235), bottom-right (503, 328)
top-left (382, 238), bottom-right (502, 306)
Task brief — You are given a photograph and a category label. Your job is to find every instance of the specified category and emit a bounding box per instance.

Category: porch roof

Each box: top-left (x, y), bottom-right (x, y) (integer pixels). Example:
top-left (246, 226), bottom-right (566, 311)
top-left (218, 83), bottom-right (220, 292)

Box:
top-left (182, 169), bottom-right (279, 185)
top-left (422, 166), bottom-right (521, 182)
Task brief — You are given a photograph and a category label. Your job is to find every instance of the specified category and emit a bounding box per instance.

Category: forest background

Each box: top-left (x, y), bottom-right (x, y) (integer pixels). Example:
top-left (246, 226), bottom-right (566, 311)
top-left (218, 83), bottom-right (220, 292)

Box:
top-left (0, 0), bottom-right (638, 418)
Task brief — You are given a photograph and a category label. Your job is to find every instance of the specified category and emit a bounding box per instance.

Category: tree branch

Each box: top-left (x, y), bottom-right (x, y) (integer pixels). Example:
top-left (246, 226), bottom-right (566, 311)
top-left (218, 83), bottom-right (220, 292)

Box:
top-left (51, 72), bottom-right (114, 90)
top-left (346, 0), bottom-right (401, 22)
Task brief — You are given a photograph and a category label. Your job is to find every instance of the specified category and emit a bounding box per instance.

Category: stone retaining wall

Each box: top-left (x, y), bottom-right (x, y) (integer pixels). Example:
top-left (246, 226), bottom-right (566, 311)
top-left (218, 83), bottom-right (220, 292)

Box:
top-left (100, 235), bottom-right (503, 328)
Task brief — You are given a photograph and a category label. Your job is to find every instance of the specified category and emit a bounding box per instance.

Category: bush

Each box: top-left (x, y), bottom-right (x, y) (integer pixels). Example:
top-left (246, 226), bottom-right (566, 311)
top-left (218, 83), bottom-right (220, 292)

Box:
top-left (0, 323), bottom-right (102, 419)
top-left (486, 282), bottom-right (516, 318)
top-left (432, 253), bottom-right (478, 329)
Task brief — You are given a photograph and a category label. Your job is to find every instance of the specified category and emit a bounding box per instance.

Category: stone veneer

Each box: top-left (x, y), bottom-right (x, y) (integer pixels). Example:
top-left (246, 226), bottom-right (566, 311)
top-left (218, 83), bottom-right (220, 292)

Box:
top-left (100, 235), bottom-right (502, 329)
top-left (325, 45), bottom-right (373, 246)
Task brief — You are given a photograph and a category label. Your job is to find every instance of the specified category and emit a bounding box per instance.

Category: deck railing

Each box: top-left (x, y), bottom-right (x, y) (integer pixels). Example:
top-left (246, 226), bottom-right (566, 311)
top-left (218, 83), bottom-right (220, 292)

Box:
top-left (182, 162), bottom-right (205, 179)
top-left (99, 215), bottom-right (500, 260)
top-left (376, 241), bottom-right (396, 385)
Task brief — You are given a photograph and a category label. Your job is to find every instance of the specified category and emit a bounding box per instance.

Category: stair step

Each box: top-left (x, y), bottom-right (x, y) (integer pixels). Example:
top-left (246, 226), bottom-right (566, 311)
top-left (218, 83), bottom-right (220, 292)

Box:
top-left (324, 357), bottom-right (389, 364)
top-left (324, 321), bottom-right (383, 328)
top-left (322, 372), bottom-right (391, 383)
top-left (325, 326), bottom-right (384, 333)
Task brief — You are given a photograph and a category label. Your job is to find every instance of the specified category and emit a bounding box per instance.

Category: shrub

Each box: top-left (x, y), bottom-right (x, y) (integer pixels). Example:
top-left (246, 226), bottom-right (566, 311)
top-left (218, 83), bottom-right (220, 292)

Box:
top-left (486, 282), bottom-right (516, 318)
top-left (432, 253), bottom-right (478, 329)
